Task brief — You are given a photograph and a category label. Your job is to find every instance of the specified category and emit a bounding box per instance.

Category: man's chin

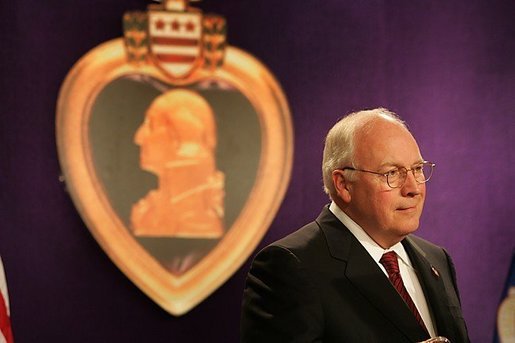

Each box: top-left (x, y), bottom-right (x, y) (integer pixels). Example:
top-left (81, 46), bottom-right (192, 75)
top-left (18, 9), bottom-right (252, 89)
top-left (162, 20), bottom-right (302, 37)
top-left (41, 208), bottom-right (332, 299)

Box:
top-left (392, 221), bottom-right (420, 238)
top-left (139, 161), bottom-right (156, 173)
top-left (400, 224), bottom-right (420, 237)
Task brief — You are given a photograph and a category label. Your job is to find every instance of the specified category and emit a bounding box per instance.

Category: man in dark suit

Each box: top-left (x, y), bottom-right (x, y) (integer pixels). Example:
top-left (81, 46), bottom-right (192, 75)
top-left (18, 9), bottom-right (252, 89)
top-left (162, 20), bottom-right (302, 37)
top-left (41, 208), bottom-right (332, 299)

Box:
top-left (241, 108), bottom-right (470, 342)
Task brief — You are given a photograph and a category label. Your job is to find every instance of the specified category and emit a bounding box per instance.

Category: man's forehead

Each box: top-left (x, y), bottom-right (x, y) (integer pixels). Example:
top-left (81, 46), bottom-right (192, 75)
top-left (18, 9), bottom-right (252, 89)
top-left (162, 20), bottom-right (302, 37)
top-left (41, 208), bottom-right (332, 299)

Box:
top-left (354, 121), bottom-right (422, 165)
top-left (376, 159), bottom-right (425, 169)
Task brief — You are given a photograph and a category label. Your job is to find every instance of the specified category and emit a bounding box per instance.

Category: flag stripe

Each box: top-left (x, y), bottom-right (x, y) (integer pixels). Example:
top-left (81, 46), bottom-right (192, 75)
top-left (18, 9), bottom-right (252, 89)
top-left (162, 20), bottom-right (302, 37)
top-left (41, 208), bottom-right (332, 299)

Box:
top-left (153, 45), bottom-right (199, 55)
top-left (152, 36), bottom-right (199, 46)
top-left (155, 54), bottom-right (197, 63)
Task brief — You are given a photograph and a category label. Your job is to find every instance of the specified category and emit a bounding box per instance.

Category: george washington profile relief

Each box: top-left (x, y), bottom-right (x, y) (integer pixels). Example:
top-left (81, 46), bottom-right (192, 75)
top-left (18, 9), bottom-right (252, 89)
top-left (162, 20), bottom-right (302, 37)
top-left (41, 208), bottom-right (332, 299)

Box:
top-left (130, 88), bottom-right (225, 238)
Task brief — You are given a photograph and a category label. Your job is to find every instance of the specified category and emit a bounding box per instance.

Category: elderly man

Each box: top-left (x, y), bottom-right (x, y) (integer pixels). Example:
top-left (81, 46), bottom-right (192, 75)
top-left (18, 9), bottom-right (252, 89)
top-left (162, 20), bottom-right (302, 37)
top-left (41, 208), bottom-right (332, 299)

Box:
top-left (241, 108), bottom-right (469, 342)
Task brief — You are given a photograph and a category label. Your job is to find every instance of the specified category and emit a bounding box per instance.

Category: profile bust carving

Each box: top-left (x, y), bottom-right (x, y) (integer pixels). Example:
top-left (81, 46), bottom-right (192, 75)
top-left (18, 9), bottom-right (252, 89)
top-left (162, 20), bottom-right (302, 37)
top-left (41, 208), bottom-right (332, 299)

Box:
top-left (131, 89), bottom-right (225, 238)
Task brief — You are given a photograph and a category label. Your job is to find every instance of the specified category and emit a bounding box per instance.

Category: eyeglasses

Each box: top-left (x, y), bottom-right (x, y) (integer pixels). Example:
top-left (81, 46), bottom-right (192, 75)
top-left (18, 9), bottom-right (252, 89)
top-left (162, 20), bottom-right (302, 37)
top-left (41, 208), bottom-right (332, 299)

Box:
top-left (340, 161), bottom-right (436, 189)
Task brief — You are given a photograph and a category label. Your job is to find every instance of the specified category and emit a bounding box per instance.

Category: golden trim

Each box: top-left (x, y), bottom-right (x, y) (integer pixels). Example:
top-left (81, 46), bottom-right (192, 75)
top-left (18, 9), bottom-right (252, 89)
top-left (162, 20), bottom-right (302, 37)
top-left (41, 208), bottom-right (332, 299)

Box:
top-left (56, 38), bottom-right (293, 315)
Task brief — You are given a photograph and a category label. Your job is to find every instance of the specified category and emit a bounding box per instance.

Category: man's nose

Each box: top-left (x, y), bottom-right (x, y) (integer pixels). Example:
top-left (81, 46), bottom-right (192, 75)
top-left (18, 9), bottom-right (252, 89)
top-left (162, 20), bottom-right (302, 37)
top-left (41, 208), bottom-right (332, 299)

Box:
top-left (401, 170), bottom-right (421, 197)
top-left (134, 124), bottom-right (147, 144)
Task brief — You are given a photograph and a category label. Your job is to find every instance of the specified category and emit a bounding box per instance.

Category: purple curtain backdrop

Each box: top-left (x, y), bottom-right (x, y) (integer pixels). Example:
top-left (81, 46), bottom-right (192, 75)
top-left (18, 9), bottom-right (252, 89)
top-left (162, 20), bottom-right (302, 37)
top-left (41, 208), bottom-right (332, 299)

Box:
top-left (1, 0), bottom-right (514, 341)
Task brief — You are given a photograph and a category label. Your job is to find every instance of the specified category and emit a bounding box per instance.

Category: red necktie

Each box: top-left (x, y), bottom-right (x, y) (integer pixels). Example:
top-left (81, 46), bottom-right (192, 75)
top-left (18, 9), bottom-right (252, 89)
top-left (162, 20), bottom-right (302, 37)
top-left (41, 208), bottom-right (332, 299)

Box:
top-left (0, 291), bottom-right (13, 343)
top-left (380, 251), bottom-right (428, 334)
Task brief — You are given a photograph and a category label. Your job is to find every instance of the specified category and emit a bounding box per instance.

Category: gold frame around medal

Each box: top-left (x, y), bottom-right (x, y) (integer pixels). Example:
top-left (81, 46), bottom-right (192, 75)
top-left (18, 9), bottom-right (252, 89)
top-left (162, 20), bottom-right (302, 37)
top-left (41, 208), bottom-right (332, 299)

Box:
top-left (56, 38), bottom-right (293, 316)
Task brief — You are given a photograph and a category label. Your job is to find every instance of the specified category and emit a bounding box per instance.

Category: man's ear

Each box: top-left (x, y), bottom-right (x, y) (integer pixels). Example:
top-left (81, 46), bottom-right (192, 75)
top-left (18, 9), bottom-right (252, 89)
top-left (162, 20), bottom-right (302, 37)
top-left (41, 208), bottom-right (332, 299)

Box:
top-left (332, 170), bottom-right (352, 204)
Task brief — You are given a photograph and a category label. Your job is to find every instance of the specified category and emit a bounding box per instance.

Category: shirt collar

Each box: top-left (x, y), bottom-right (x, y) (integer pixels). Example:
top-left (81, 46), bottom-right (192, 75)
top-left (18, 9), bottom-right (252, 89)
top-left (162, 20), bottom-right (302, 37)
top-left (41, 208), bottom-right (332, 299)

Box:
top-left (328, 201), bottom-right (412, 268)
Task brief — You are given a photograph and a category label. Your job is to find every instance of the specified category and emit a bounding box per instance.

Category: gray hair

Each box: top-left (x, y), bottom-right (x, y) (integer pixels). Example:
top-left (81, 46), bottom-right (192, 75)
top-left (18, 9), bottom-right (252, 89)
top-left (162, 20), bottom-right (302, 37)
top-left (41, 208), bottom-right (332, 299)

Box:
top-left (322, 107), bottom-right (408, 199)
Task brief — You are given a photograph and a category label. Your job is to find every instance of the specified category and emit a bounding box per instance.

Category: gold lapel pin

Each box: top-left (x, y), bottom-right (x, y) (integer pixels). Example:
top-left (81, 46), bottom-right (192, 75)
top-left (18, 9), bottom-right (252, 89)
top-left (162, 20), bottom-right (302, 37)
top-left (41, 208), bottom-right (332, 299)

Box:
top-left (431, 265), bottom-right (440, 278)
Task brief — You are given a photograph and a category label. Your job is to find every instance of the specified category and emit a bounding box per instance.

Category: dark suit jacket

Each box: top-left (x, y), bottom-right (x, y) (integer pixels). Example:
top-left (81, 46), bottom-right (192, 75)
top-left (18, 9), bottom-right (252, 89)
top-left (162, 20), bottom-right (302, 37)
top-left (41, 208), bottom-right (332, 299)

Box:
top-left (241, 206), bottom-right (469, 342)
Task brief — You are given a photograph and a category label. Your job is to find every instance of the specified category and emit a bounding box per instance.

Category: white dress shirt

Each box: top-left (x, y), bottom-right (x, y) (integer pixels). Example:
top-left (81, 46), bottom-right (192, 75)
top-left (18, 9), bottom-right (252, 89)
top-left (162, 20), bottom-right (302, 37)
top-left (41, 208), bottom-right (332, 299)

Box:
top-left (329, 202), bottom-right (436, 337)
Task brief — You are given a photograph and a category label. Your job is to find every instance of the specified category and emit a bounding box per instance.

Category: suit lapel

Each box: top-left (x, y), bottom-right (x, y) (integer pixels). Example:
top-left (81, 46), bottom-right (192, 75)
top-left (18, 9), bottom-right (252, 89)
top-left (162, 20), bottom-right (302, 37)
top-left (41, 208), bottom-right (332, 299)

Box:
top-left (316, 208), bottom-right (429, 342)
top-left (402, 237), bottom-right (459, 340)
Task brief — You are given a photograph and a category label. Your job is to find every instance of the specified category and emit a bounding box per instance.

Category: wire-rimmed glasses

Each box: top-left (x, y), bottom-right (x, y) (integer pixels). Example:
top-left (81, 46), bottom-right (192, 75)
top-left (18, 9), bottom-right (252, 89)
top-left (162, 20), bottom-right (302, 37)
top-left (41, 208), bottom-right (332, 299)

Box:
top-left (340, 161), bottom-right (436, 189)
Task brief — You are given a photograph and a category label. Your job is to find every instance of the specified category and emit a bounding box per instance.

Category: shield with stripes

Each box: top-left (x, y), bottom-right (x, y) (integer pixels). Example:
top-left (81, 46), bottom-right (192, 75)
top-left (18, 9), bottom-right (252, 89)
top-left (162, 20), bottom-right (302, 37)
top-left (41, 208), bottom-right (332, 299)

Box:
top-left (148, 10), bottom-right (202, 79)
